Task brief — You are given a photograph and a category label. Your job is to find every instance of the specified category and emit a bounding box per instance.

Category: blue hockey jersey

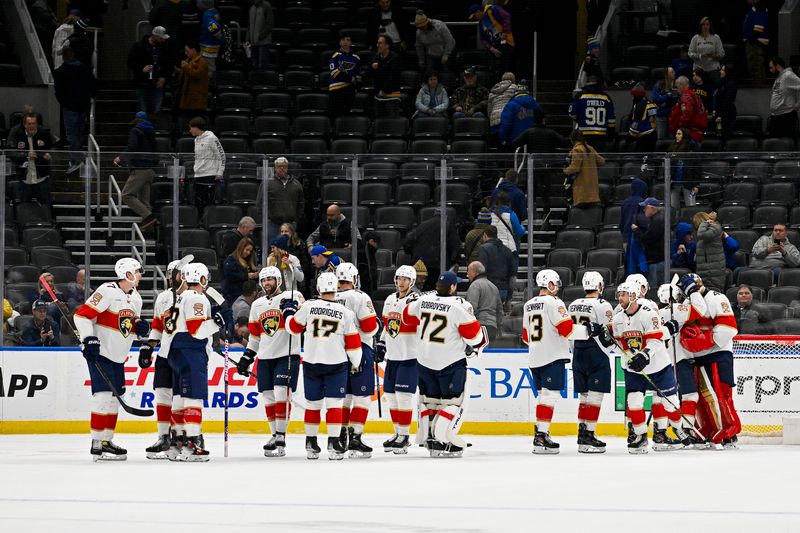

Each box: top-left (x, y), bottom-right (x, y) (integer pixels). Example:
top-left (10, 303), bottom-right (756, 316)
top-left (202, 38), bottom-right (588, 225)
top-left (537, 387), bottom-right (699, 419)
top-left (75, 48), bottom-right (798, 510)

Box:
top-left (569, 91), bottom-right (616, 136)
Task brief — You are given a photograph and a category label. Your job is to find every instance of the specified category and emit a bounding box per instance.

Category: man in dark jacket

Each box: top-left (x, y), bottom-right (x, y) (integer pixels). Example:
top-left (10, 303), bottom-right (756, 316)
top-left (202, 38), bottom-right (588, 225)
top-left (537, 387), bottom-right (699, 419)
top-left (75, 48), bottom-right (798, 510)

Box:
top-left (306, 204), bottom-right (357, 250)
top-left (149, 0), bottom-right (187, 56)
top-left (490, 169), bottom-right (527, 223)
top-left (478, 225), bottom-right (516, 303)
top-left (371, 34), bottom-right (402, 116)
top-left (113, 112), bottom-right (158, 229)
top-left (127, 26), bottom-right (172, 114)
top-left (366, 0), bottom-right (413, 52)
top-left (21, 300), bottom-right (60, 347)
top-left (7, 112), bottom-right (55, 206)
top-left (255, 156), bottom-right (305, 240)
top-left (509, 124), bottom-right (571, 153)
top-left (403, 210), bottom-right (460, 291)
top-left (632, 197), bottom-right (666, 287)
top-left (219, 216), bottom-right (257, 259)
top-left (53, 46), bottom-right (98, 173)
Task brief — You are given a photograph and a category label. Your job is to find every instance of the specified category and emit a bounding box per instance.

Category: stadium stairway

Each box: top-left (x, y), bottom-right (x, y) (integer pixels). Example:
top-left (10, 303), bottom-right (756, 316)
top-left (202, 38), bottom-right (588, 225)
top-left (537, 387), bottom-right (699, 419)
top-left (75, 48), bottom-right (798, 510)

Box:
top-left (93, 82), bottom-right (141, 152)
top-left (535, 80), bottom-right (575, 137)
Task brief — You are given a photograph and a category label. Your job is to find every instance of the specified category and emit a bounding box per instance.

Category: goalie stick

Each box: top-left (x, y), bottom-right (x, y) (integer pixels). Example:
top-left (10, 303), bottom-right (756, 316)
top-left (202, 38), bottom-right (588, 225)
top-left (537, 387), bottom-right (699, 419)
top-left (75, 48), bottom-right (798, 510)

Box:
top-left (204, 285), bottom-right (251, 375)
top-left (39, 275), bottom-right (154, 418)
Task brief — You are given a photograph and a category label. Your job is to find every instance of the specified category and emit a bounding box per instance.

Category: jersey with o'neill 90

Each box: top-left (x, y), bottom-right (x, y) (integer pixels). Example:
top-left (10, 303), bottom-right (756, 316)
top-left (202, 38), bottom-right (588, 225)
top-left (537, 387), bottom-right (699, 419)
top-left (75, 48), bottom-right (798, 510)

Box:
top-left (402, 294), bottom-right (482, 371)
top-left (287, 298), bottom-right (362, 367)
top-left (74, 282), bottom-right (143, 364)
top-left (522, 294), bottom-right (573, 368)
top-left (247, 290), bottom-right (305, 360)
top-left (568, 296), bottom-right (614, 353)
top-left (611, 304), bottom-right (670, 374)
top-left (381, 290), bottom-right (420, 362)
top-left (335, 288), bottom-right (379, 344)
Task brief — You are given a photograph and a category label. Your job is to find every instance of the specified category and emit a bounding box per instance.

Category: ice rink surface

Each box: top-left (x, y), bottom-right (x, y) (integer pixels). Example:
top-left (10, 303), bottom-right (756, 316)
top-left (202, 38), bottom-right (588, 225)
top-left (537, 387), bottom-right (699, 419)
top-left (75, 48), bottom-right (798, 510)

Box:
top-left (1, 433), bottom-right (799, 533)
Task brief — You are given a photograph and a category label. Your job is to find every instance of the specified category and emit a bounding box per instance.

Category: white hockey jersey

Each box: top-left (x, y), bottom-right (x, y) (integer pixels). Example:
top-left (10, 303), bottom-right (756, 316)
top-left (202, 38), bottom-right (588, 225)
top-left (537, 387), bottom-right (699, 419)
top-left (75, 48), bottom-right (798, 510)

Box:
top-left (689, 290), bottom-right (738, 357)
top-left (658, 292), bottom-right (708, 362)
top-left (522, 294), bottom-right (574, 368)
top-left (611, 303), bottom-right (671, 374)
top-left (402, 294), bottom-right (483, 371)
top-left (171, 289), bottom-right (218, 355)
top-left (381, 290), bottom-right (419, 362)
top-left (149, 288), bottom-right (177, 359)
top-left (287, 298), bottom-right (361, 367)
top-left (74, 282), bottom-right (144, 364)
top-left (335, 289), bottom-right (379, 344)
top-left (568, 296), bottom-right (614, 353)
top-left (246, 290), bottom-right (305, 360)
top-left (614, 297), bottom-right (658, 315)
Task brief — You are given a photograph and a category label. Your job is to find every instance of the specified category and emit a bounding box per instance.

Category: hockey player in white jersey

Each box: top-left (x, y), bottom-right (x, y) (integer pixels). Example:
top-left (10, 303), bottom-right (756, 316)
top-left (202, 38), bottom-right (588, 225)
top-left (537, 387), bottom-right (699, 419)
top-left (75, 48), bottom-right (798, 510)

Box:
top-left (75, 258), bottom-right (149, 461)
top-left (617, 273), bottom-right (658, 311)
top-left (378, 265), bottom-right (420, 454)
top-left (168, 263), bottom-right (224, 461)
top-left (675, 273), bottom-right (740, 448)
top-left (335, 262), bottom-right (380, 458)
top-left (522, 269), bottom-right (575, 454)
top-left (237, 266), bottom-right (305, 457)
top-left (403, 271), bottom-right (486, 457)
top-left (567, 271), bottom-right (614, 453)
top-left (611, 282), bottom-right (687, 454)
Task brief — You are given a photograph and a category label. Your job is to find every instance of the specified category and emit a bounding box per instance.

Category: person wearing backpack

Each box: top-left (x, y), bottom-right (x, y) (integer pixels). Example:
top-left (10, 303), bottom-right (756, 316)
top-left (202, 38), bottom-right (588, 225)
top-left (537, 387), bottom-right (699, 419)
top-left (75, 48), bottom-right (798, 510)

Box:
top-left (668, 75), bottom-right (707, 142)
top-left (113, 112), bottom-right (158, 230)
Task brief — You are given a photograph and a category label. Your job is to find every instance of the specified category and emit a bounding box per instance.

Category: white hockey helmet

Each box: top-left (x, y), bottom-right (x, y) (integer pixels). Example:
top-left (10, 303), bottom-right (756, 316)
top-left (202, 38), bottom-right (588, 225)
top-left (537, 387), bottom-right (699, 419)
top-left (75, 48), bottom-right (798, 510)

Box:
top-left (582, 271), bottom-right (605, 292)
top-left (616, 282), bottom-right (639, 301)
top-left (626, 273), bottom-right (649, 295)
top-left (335, 262), bottom-right (359, 285)
top-left (167, 259), bottom-right (180, 275)
top-left (184, 263), bottom-right (210, 286)
top-left (115, 258), bottom-right (142, 280)
top-left (317, 272), bottom-right (338, 294)
top-left (657, 283), bottom-right (683, 304)
top-left (394, 265), bottom-right (417, 286)
top-left (536, 269), bottom-right (562, 289)
top-left (259, 266), bottom-right (283, 286)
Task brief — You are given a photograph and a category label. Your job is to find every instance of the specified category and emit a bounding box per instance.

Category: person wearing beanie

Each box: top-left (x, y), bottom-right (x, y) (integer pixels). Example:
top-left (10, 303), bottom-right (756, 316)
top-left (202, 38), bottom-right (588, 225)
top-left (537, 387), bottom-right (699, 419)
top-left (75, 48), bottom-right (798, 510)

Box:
top-left (413, 259), bottom-right (427, 292)
top-left (414, 9), bottom-right (456, 73)
top-left (581, 33), bottom-right (604, 86)
top-left (498, 84), bottom-right (543, 147)
top-left (627, 82), bottom-right (657, 152)
top-left (267, 234), bottom-right (305, 291)
top-left (113, 111), bottom-right (158, 230)
top-left (66, 16), bottom-right (94, 67)
top-left (465, 208), bottom-right (493, 263)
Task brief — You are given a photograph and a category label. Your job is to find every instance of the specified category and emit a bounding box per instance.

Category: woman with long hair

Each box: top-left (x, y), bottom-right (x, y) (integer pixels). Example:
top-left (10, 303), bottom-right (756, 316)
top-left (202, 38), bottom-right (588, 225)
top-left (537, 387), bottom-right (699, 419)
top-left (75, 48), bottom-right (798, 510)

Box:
top-left (669, 127), bottom-right (700, 207)
top-left (651, 66), bottom-right (677, 140)
top-left (688, 16), bottom-right (725, 87)
top-left (713, 63), bottom-right (738, 142)
top-left (222, 238), bottom-right (258, 303)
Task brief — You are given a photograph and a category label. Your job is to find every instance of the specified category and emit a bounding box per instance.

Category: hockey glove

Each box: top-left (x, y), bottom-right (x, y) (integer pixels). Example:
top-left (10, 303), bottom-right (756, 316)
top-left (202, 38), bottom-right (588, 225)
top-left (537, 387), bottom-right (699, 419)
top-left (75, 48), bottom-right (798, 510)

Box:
top-left (585, 322), bottom-right (604, 338)
top-left (213, 311), bottom-right (226, 330)
top-left (280, 299), bottom-right (299, 319)
top-left (210, 303), bottom-right (223, 316)
top-left (374, 340), bottom-right (386, 363)
top-left (138, 343), bottom-right (154, 368)
top-left (82, 336), bottom-right (101, 363)
top-left (135, 318), bottom-right (151, 337)
top-left (664, 319), bottom-right (680, 337)
top-left (628, 347), bottom-right (651, 373)
top-left (238, 348), bottom-right (256, 376)
top-left (597, 325), bottom-right (615, 348)
top-left (677, 274), bottom-right (699, 296)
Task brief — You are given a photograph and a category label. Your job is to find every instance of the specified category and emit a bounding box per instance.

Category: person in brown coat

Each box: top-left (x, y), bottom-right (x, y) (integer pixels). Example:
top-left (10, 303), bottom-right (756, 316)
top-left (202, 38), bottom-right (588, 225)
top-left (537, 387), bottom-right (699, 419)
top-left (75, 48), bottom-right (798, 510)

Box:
top-left (563, 130), bottom-right (603, 207)
top-left (175, 40), bottom-right (209, 123)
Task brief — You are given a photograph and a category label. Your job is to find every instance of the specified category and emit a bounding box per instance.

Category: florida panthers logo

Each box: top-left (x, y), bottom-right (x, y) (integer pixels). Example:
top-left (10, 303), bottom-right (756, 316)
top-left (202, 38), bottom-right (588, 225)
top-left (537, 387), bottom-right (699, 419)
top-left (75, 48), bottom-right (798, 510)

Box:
top-left (387, 315), bottom-right (401, 338)
top-left (623, 330), bottom-right (643, 352)
top-left (260, 310), bottom-right (281, 337)
top-left (119, 309), bottom-right (136, 338)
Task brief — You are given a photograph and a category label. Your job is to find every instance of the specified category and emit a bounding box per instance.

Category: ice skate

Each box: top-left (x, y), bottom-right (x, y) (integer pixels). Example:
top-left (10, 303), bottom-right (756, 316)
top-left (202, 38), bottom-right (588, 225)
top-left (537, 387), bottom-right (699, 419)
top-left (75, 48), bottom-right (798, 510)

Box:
top-left (680, 430), bottom-right (711, 450)
top-left (383, 434), bottom-right (400, 452)
top-left (627, 432), bottom-right (649, 454)
top-left (721, 435), bottom-right (739, 450)
top-left (339, 426), bottom-right (349, 449)
top-left (263, 433), bottom-right (286, 457)
top-left (438, 442), bottom-right (463, 458)
top-left (391, 435), bottom-right (411, 455)
top-left (327, 436), bottom-right (346, 460)
top-left (533, 431), bottom-right (560, 455)
top-left (305, 436), bottom-right (321, 460)
top-left (145, 434), bottom-right (171, 460)
top-left (91, 440), bottom-right (127, 462)
top-left (347, 432), bottom-right (372, 458)
top-left (427, 438), bottom-right (446, 457)
top-left (166, 430), bottom-right (184, 461)
top-left (652, 428), bottom-right (684, 451)
top-left (179, 435), bottom-right (210, 462)
top-left (577, 423), bottom-right (606, 454)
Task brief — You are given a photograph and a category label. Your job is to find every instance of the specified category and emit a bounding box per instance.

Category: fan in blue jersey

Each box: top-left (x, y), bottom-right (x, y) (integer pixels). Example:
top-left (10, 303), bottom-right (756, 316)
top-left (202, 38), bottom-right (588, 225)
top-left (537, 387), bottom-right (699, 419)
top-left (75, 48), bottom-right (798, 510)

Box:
top-left (569, 77), bottom-right (616, 152)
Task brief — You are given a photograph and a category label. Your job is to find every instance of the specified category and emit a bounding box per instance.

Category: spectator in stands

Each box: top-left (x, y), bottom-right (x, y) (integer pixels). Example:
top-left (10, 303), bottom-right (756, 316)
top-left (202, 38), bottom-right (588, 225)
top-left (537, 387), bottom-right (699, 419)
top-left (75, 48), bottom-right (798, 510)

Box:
top-left (309, 245), bottom-right (342, 281)
top-left (749, 223), bottom-right (800, 279)
top-left (197, 0), bottom-right (222, 77)
top-left (329, 30), bottom-right (362, 119)
top-left (413, 260), bottom-right (428, 292)
top-left (53, 46), bottom-right (98, 175)
top-left (652, 66), bottom-right (678, 140)
top-left (3, 298), bottom-right (18, 337)
top-left (65, 268), bottom-right (87, 312)
top-left (713, 64), bottom-right (738, 142)
top-left (733, 284), bottom-right (761, 331)
top-left (220, 216), bottom-right (257, 259)
top-left (621, 177), bottom-right (648, 257)
top-left (67, 0), bottom-right (107, 28)
top-left (52, 10), bottom-right (80, 69)
top-left (222, 238), bottom-right (259, 304)
top-left (279, 222), bottom-right (311, 294)
top-left (669, 76), bottom-right (707, 142)
top-left (632, 197), bottom-right (666, 287)
top-left (232, 280), bottom-right (258, 322)
top-left (465, 208), bottom-right (493, 263)
top-left (479, 225), bottom-right (516, 304)
top-left (743, 0), bottom-right (769, 85)
top-left (371, 35), bottom-right (402, 117)
top-left (21, 300), bottom-right (60, 347)
top-left (671, 222), bottom-right (696, 271)
top-left (693, 211), bottom-right (726, 292)
top-left (413, 70), bottom-right (449, 119)
top-left (669, 127), bottom-right (700, 207)
top-left (468, 3), bottom-right (514, 79)
top-left (627, 83), bottom-right (657, 152)
top-left (509, 122), bottom-right (571, 153)
top-left (66, 17), bottom-right (94, 68)
top-left (414, 10), bottom-right (455, 73)
top-left (7, 110), bottom-right (55, 207)
top-left (175, 41), bottom-right (209, 123)
top-left (306, 204), bottom-right (357, 251)
top-left (489, 192), bottom-right (525, 281)
top-left (451, 67), bottom-right (489, 119)
top-left (113, 111), bottom-right (158, 230)
top-left (580, 34), bottom-right (604, 87)
top-left (254, 156), bottom-right (305, 241)
top-left (563, 130), bottom-right (603, 208)
top-left (247, 0), bottom-right (274, 70)
top-left (767, 57), bottom-right (800, 138)
top-left (723, 230), bottom-right (741, 271)
top-left (491, 169), bottom-right (526, 223)
top-left (230, 316), bottom-right (250, 347)
top-left (267, 235), bottom-right (305, 292)
top-left (671, 45), bottom-right (692, 80)
top-left (403, 209), bottom-right (460, 290)
top-left (488, 72), bottom-right (520, 141)
top-left (498, 83), bottom-right (543, 148)
top-left (188, 116), bottom-right (225, 212)
top-left (569, 76), bottom-right (616, 152)
top-left (691, 68), bottom-right (713, 114)
top-left (688, 17), bottom-right (724, 87)
top-left (366, 0), bottom-right (413, 53)
top-left (127, 26), bottom-right (172, 115)
top-left (466, 261), bottom-right (503, 341)
top-left (150, 0), bottom-right (188, 61)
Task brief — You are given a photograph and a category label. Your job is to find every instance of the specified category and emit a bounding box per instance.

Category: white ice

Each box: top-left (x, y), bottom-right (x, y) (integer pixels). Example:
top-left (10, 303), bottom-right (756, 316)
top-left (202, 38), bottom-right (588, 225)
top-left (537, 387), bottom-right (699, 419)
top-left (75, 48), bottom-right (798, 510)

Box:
top-left (1, 433), bottom-right (799, 533)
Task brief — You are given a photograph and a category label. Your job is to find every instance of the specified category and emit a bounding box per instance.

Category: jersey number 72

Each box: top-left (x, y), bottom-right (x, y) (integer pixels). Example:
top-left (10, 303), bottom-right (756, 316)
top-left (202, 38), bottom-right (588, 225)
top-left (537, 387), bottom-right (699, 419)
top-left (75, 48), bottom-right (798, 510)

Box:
top-left (419, 312), bottom-right (447, 343)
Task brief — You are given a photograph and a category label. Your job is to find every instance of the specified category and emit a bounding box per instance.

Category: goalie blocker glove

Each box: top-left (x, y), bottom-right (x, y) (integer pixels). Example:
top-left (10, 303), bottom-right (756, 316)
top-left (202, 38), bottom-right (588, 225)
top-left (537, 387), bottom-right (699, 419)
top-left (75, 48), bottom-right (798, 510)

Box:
top-left (138, 344), bottom-right (154, 368)
top-left (628, 347), bottom-right (651, 373)
top-left (238, 348), bottom-right (256, 375)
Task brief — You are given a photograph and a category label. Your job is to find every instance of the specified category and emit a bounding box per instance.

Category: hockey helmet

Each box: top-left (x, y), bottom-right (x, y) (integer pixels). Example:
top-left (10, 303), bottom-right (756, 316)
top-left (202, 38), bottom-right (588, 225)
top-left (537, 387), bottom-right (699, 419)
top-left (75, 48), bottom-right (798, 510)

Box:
top-left (115, 258), bottom-right (142, 280)
top-left (259, 266), bottom-right (283, 286)
top-left (317, 272), bottom-right (338, 294)
top-left (626, 273), bottom-right (649, 294)
top-left (166, 259), bottom-right (180, 275)
top-left (394, 265), bottom-right (417, 286)
top-left (184, 263), bottom-right (210, 286)
top-left (536, 269), bottom-right (562, 289)
top-left (581, 270), bottom-right (605, 292)
top-left (336, 262), bottom-right (360, 285)
top-left (616, 282), bottom-right (639, 301)
top-left (657, 283), bottom-right (683, 304)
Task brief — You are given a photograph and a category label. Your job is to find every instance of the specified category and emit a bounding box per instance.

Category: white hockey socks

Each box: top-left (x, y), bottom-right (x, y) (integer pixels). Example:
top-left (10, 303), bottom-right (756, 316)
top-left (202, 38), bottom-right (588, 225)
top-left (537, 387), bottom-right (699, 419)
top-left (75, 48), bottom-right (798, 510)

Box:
top-left (578, 391), bottom-right (603, 432)
top-left (273, 386), bottom-right (291, 434)
top-left (262, 390), bottom-right (276, 435)
top-left (155, 387), bottom-right (172, 436)
top-left (183, 398), bottom-right (203, 437)
top-left (350, 395), bottom-right (372, 434)
top-left (325, 398), bottom-right (345, 437)
top-left (627, 392), bottom-right (647, 435)
top-left (394, 392), bottom-right (414, 436)
top-left (304, 399), bottom-right (323, 437)
top-left (681, 392), bottom-right (699, 429)
top-left (385, 392), bottom-right (398, 433)
top-left (535, 389), bottom-right (559, 434)
top-left (90, 392), bottom-right (118, 441)
top-left (171, 395), bottom-right (185, 436)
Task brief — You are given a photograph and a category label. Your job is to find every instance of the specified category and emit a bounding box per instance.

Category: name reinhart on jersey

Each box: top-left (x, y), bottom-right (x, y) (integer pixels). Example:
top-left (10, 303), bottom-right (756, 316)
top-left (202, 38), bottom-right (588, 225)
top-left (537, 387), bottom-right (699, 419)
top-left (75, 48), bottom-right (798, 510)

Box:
top-left (525, 301), bottom-right (544, 312)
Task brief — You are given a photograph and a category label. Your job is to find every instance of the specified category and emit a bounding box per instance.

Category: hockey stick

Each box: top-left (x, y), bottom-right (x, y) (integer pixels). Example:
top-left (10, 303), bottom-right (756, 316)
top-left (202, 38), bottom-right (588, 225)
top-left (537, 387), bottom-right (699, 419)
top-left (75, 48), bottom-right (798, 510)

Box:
top-left (224, 335), bottom-right (229, 458)
top-left (39, 275), bottom-right (154, 417)
top-left (204, 285), bottom-right (250, 375)
top-left (285, 276), bottom-right (296, 434)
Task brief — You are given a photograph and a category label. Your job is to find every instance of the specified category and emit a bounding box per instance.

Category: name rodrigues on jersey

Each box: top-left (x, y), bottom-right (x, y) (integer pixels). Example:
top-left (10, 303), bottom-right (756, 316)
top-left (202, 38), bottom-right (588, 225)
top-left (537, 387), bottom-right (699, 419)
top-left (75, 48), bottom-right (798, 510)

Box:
top-left (419, 301), bottom-right (452, 313)
top-left (309, 307), bottom-right (344, 319)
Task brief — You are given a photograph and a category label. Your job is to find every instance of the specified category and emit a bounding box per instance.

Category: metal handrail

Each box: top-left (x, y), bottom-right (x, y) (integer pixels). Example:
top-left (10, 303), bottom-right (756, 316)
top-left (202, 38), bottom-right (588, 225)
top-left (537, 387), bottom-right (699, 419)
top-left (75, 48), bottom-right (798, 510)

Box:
top-left (107, 172), bottom-right (123, 244)
top-left (88, 134), bottom-right (101, 213)
top-left (11, 0), bottom-right (53, 84)
top-left (131, 222), bottom-right (153, 298)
